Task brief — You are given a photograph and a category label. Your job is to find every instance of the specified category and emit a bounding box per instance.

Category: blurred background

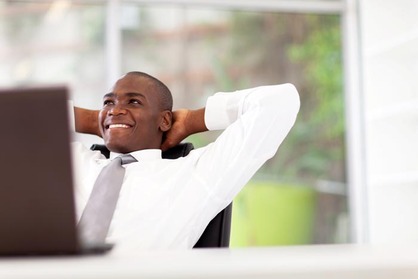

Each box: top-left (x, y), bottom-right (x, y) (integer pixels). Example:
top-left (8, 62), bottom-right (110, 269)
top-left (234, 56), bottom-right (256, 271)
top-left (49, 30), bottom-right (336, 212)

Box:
top-left (1, 0), bottom-right (417, 247)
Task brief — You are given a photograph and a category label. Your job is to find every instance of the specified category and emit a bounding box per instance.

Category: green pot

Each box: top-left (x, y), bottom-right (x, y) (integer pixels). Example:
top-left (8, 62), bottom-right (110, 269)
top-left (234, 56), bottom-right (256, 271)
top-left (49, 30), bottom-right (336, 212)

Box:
top-left (231, 181), bottom-right (316, 247)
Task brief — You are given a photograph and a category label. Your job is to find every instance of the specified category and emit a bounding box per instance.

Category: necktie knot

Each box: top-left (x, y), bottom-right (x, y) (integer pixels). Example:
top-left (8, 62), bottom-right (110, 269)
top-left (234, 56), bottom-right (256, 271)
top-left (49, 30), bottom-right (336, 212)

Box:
top-left (118, 154), bottom-right (137, 165)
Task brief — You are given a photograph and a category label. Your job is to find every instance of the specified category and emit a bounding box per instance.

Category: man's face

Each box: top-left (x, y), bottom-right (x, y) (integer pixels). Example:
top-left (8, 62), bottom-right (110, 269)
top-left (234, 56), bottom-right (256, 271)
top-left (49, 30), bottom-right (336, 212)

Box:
top-left (99, 74), bottom-right (171, 153)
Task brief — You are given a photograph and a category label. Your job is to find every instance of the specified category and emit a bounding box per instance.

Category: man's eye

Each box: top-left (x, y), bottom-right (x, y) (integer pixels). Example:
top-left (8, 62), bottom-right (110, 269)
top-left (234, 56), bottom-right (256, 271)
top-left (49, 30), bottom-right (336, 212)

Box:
top-left (129, 99), bottom-right (141, 105)
top-left (103, 100), bottom-right (114, 106)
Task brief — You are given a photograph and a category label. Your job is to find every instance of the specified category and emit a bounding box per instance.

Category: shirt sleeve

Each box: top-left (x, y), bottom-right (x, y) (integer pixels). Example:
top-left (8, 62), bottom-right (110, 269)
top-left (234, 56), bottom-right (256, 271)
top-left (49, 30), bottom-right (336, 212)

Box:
top-left (194, 83), bottom-right (300, 204)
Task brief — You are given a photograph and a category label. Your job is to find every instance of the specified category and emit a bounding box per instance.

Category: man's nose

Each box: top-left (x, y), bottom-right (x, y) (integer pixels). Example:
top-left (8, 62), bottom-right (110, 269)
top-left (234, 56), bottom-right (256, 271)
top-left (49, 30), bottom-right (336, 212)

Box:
top-left (108, 104), bottom-right (127, 116)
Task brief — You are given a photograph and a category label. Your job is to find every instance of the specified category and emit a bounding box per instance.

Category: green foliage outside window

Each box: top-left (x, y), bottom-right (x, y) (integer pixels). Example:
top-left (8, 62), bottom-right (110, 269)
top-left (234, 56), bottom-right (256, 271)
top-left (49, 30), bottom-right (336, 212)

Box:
top-left (204, 13), bottom-right (345, 186)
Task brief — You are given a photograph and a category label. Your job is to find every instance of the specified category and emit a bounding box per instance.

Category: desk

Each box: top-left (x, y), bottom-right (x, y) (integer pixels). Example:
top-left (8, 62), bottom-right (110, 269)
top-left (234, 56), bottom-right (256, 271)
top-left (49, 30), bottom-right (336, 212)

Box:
top-left (1, 244), bottom-right (418, 279)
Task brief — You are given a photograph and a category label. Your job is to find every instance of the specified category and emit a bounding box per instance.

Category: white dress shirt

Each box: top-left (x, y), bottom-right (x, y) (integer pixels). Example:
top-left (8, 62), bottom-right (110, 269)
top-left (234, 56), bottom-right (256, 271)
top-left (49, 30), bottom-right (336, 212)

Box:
top-left (71, 84), bottom-right (300, 252)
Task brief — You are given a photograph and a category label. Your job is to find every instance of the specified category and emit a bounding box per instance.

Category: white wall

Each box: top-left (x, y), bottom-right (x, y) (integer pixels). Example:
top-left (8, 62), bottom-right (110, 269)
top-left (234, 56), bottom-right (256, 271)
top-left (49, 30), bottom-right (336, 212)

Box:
top-left (360, 0), bottom-right (418, 243)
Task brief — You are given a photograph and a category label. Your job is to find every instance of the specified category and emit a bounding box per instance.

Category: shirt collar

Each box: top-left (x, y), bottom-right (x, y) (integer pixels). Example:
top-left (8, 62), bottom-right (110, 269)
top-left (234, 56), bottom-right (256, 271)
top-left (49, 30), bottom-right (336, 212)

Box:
top-left (109, 149), bottom-right (162, 161)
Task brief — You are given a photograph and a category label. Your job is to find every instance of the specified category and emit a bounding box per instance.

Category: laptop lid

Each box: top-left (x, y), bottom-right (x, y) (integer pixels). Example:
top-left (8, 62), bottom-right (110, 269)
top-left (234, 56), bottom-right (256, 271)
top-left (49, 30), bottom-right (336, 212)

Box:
top-left (0, 86), bottom-right (81, 255)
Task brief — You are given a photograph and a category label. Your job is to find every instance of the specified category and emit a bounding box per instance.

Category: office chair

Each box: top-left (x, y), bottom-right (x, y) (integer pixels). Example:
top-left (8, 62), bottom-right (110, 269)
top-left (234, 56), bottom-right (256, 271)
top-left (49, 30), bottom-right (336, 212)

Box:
top-left (90, 142), bottom-right (232, 248)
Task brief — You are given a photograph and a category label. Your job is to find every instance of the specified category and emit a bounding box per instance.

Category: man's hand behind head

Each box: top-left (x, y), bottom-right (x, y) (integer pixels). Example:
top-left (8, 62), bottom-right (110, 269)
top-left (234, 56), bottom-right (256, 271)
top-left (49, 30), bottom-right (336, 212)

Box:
top-left (161, 109), bottom-right (190, 151)
top-left (74, 107), bottom-right (101, 137)
top-left (161, 108), bottom-right (208, 151)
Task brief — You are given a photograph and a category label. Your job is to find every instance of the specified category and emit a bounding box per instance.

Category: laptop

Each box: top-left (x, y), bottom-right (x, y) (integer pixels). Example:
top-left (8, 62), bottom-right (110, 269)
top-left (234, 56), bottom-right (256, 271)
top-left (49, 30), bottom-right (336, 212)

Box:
top-left (0, 86), bottom-right (112, 256)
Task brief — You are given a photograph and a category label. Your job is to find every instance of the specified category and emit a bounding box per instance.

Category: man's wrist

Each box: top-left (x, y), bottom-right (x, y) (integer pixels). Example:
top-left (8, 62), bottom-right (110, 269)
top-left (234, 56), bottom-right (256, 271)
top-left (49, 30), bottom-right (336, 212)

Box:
top-left (186, 108), bottom-right (208, 135)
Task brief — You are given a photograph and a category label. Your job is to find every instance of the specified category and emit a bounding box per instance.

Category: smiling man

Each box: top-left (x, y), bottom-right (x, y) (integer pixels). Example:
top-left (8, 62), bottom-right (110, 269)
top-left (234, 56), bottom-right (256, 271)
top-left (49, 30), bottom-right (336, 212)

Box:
top-left (99, 72), bottom-right (173, 153)
top-left (72, 71), bottom-right (300, 251)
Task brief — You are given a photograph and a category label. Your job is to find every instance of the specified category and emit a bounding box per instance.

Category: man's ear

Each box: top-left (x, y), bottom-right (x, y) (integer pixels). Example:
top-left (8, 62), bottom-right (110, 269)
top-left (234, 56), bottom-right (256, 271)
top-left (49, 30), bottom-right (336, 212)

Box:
top-left (159, 110), bottom-right (172, 132)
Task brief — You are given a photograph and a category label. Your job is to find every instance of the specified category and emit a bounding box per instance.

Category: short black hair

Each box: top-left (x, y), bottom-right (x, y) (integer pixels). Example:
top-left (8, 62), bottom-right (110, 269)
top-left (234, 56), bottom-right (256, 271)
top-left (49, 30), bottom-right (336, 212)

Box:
top-left (126, 71), bottom-right (173, 111)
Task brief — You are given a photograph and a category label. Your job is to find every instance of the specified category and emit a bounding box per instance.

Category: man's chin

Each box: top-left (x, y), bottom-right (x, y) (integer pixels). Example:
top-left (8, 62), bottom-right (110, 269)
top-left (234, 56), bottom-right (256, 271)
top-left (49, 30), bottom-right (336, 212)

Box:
top-left (105, 141), bottom-right (132, 154)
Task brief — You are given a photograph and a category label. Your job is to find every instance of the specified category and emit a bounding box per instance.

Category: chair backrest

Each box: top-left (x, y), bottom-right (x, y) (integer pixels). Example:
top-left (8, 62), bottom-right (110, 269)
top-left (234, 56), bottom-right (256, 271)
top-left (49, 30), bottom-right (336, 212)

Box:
top-left (193, 202), bottom-right (232, 248)
top-left (90, 142), bottom-right (232, 248)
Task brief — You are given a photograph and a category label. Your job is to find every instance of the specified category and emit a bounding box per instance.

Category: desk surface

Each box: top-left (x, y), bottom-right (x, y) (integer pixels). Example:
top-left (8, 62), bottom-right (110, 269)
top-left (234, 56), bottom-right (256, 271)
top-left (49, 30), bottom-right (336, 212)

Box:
top-left (1, 244), bottom-right (418, 279)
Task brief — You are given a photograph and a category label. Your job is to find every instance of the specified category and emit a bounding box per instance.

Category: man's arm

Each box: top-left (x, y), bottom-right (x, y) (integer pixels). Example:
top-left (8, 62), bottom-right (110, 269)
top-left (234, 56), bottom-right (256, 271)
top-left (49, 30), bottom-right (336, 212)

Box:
top-left (162, 85), bottom-right (300, 155)
top-left (161, 108), bottom-right (208, 151)
top-left (190, 84), bottom-right (299, 200)
top-left (73, 107), bottom-right (101, 137)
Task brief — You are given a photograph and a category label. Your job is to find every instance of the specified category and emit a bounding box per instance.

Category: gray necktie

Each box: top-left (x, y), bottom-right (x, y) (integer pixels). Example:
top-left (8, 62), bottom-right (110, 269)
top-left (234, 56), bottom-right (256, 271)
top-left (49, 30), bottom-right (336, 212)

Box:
top-left (78, 154), bottom-right (137, 244)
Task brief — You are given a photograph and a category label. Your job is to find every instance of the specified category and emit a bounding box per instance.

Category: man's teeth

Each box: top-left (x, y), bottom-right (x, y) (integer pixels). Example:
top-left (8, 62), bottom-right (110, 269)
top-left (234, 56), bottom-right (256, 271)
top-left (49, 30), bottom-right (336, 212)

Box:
top-left (109, 124), bottom-right (130, 129)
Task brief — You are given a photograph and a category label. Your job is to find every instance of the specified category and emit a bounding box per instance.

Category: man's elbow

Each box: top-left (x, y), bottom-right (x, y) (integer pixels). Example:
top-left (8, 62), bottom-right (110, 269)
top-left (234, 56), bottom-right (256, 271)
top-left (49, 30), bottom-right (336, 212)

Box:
top-left (261, 83), bottom-right (300, 120)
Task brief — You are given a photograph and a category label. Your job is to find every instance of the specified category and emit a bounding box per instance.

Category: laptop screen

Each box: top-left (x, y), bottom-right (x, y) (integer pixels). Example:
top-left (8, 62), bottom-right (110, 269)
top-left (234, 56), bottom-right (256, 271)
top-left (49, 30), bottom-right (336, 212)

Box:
top-left (0, 86), bottom-right (80, 255)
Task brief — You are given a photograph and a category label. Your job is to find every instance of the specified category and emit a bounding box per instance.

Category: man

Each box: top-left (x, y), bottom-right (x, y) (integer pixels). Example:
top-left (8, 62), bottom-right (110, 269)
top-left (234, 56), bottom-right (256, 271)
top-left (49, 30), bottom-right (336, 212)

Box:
top-left (72, 71), bottom-right (300, 251)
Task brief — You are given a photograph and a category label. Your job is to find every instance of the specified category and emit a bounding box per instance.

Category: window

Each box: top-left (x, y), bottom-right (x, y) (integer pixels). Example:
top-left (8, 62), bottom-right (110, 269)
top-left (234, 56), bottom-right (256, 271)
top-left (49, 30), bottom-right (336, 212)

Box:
top-left (0, 0), bottom-right (349, 245)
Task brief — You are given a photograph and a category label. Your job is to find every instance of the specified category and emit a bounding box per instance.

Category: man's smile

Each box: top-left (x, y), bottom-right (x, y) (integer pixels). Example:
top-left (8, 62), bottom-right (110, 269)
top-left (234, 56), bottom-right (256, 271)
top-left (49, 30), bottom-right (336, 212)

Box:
top-left (106, 123), bottom-right (133, 129)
